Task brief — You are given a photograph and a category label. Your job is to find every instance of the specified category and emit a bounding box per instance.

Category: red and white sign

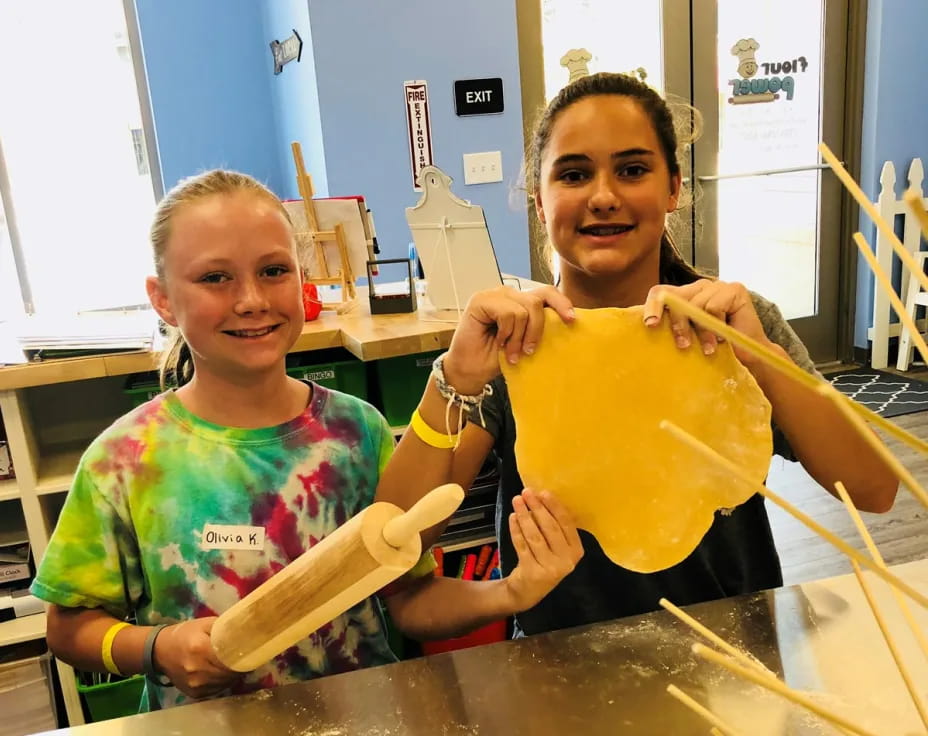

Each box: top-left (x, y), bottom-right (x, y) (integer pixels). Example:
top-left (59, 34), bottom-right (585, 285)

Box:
top-left (404, 79), bottom-right (434, 190)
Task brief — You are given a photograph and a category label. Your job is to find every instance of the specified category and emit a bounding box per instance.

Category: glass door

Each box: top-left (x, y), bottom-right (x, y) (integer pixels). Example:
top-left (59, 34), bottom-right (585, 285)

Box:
top-left (517, 0), bottom-right (692, 283)
top-left (538, 1), bottom-right (666, 98)
top-left (517, 0), bottom-right (852, 362)
top-left (692, 0), bottom-right (849, 361)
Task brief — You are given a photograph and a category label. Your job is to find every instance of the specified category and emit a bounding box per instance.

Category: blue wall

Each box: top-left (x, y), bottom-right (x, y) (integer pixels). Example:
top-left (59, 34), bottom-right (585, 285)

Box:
top-left (135, 0), bottom-right (530, 276)
top-left (306, 0), bottom-right (530, 275)
top-left (855, 0), bottom-right (928, 348)
top-left (135, 0), bottom-right (285, 195)
top-left (135, 1), bottom-right (928, 307)
top-left (259, 1), bottom-right (328, 200)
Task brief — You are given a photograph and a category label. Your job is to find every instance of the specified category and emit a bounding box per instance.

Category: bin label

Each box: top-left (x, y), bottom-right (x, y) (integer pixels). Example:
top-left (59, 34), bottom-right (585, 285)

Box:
top-left (302, 369), bottom-right (336, 382)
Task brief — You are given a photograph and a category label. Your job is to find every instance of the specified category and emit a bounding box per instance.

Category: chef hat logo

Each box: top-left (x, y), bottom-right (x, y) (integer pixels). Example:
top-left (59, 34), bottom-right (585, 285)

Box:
top-left (560, 48), bottom-right (592, 83)
top-left (731, 38), bottom-right (760, 78)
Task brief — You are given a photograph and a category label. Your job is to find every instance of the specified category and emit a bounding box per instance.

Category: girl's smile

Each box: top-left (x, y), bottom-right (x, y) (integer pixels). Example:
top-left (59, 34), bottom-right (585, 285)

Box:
top-left (223, 324), bottom-right (284, 339)
top-left (576, 221), bottom-right (637, 246)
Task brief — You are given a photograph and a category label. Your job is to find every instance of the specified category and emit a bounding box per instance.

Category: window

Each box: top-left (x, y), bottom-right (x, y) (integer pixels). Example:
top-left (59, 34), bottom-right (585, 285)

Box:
top-left (541, 0), bottom-right (664, 100)
top-left (0, 0), bottom-right (158, 319)
top-left (0, 194), bottom-right (24, 320)
top-left (531, 0), bottom-right (666, 283)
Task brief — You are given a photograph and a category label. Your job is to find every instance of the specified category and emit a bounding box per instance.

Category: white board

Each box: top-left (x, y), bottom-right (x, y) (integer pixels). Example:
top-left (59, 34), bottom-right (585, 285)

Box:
top-left (405, 166), bottom-right (503, 312)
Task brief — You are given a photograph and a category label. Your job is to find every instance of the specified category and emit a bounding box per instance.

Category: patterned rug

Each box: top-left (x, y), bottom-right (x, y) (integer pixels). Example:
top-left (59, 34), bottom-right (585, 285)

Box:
top-left (827, 368), bottom-right (928, 418)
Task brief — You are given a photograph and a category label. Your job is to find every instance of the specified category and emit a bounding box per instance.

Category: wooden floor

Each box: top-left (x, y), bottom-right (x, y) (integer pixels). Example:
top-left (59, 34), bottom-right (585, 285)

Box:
top-left (770, 365), bottom-right (928, 586)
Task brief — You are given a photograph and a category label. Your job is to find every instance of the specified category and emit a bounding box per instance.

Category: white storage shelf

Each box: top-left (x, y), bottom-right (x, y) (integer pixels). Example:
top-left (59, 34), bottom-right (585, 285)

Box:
top-left (35, 445), bottom-right (85, 496)
top-left (0, 612), bottom-right (46, 648)
top-left (0, 651), bottom-right (59, 735)
top-left (439, 535), bottom-right (495, 554)
top-left (0, 478), bottom-right (18, 502)
top-left (0, 385), bottom-right (87, 727)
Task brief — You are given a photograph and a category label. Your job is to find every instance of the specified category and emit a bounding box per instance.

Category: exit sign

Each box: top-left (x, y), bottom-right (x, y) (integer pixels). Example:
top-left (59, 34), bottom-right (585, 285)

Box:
top-left (454, 78), bottom-right (504, 116)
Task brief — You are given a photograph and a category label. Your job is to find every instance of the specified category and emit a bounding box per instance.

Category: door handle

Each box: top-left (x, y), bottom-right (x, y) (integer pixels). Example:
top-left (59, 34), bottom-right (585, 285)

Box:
top-left (696, 162), bottom-right (840, 183)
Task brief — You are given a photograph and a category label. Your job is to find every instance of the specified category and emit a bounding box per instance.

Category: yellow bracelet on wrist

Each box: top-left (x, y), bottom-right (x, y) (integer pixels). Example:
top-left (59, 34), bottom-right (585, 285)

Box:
top-left (410, 408), bottom-right (460, 449)
top-left (101, 621), bottom-right (131, 676)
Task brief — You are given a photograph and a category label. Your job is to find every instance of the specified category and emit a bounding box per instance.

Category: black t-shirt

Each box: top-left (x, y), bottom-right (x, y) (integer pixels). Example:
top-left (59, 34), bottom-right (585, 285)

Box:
top-left (475, 294), bottom-right (819, 637)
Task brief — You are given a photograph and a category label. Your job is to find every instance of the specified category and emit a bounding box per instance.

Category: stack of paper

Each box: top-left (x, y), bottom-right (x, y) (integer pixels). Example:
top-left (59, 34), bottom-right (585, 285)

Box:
top-left (2, 309), bottom-right (159, 364)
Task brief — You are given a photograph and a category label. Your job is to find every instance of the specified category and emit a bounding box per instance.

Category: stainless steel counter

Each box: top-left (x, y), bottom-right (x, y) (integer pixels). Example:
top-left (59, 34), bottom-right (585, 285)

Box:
top-left (41, 559), bottom-right (928, 735)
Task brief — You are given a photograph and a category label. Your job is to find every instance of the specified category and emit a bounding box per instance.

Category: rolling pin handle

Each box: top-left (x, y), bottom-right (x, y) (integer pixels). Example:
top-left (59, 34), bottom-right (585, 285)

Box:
top-left (381, 483), bottom-right (465, 549)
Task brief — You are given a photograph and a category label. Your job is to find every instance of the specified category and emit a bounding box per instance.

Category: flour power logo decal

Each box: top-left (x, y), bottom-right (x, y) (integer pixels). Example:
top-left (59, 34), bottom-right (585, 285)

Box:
top-left (728, 38), bottom-right (807, 105)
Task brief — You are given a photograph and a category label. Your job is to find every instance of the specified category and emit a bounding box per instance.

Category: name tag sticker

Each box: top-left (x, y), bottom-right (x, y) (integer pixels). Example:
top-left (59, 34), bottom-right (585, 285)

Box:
top-left (201, 524), bottom-right (265, 551)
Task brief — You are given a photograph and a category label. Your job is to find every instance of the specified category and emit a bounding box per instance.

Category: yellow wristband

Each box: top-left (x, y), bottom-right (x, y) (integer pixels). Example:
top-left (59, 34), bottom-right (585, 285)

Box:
top-left (101, 621), bottom-right (130, 676)
top-left (409, 408), bottom-right (460, 449)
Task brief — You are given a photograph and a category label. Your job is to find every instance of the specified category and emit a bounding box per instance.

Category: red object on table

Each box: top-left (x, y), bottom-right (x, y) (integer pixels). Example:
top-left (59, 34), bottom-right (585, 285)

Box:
top-left (422, 619), bottom-right (507, 655)
top-left (302, 282), bottom-right (322, 321)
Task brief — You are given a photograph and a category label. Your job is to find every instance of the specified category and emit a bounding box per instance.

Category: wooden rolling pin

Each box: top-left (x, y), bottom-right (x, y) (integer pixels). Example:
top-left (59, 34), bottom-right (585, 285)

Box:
top-left (210, 483), bottom-right (464, 672)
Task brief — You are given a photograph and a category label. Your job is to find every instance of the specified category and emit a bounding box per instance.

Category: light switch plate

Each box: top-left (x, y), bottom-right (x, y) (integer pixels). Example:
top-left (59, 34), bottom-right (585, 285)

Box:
top-left (462, 151), bottom-right (503, 185)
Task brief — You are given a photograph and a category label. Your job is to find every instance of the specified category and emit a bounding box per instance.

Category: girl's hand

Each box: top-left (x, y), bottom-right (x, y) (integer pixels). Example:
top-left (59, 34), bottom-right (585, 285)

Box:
top-left (503, 489), bottom-right (584, 612)
top-left (641, 280), bottom-right (771, 369)
top-left (153, 618), bottom-right (241, 699)
top-left (443, 286), bottom-right (575, 394)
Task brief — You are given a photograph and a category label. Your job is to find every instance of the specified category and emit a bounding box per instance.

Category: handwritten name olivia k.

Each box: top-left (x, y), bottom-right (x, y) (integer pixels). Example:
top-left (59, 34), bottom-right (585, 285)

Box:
top-left (200, 524), bottom-right (266, 551)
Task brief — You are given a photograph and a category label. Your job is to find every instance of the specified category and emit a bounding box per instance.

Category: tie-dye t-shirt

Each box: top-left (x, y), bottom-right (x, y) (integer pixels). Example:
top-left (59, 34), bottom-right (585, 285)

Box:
top-left (32, 383), bottom-right (398, 709)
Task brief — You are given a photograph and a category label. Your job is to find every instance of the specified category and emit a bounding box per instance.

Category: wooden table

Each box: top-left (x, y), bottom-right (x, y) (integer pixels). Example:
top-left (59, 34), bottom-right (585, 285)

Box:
top-left (0, 287), bottom-right (473, 391)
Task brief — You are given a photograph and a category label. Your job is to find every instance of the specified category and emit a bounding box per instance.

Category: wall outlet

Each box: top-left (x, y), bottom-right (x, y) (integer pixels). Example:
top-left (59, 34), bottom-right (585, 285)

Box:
top-left (462, 151), bottom-right (503, 185)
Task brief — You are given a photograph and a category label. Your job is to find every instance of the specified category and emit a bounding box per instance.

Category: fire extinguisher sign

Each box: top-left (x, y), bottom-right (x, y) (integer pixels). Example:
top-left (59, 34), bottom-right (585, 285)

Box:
top-left (404, 80), bottom-right (434, 191)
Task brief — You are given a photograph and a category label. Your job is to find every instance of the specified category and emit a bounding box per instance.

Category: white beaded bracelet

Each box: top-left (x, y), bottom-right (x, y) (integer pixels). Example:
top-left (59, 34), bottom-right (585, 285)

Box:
top-left (430, 353), bottom-right (494, 445)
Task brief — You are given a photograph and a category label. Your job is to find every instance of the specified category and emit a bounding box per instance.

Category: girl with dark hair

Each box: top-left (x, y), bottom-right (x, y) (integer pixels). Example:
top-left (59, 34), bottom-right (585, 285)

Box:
top-left (384, 72), bottom-right (897, 637)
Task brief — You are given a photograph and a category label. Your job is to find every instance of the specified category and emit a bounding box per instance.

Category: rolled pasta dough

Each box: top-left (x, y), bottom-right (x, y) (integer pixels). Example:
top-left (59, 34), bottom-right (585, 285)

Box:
top-left (500, 307), bottom-right (773, 573)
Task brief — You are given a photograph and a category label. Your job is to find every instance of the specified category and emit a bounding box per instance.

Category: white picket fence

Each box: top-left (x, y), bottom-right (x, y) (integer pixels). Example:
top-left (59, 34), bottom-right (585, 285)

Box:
top-left (867, 158), bottom-right (928, 370)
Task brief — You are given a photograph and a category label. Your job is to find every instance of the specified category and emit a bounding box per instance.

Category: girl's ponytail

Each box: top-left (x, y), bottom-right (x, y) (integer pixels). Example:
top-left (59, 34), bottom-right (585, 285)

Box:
top-left (159, 328), bottom-right (194, 390)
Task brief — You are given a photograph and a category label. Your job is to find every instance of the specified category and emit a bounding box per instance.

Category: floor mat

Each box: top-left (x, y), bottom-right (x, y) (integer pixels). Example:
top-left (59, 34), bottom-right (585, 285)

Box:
top-left (827, 367), bottom-right (928, 418)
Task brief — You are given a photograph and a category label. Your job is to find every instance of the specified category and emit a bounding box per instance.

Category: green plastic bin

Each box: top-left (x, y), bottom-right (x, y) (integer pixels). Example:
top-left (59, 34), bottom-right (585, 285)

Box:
top-left (287, 357), bottom-right (368, 400)
top-left (373, 350), bottom-right (442, 426)
top-left (123, 372), bottom-right (162, 408)
top-left (76, 674), bottom-right (144, 722)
